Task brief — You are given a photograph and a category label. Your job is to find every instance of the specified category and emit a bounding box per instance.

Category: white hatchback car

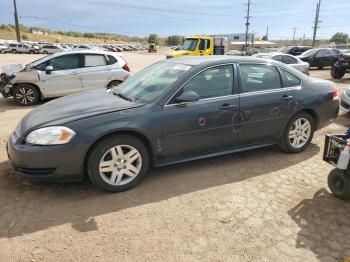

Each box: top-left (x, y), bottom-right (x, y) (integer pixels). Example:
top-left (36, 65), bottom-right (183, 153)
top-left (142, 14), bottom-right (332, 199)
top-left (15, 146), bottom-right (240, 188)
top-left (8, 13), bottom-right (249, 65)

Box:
top-left (0, 50), bottom-right (130, 105)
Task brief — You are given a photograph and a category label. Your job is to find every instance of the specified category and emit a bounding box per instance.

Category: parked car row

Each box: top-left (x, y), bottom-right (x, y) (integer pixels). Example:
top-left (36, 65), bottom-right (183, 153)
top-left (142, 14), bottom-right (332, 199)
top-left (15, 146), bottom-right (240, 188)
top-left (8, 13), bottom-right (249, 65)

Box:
top-left (0, 42), bottom-right (147, 55)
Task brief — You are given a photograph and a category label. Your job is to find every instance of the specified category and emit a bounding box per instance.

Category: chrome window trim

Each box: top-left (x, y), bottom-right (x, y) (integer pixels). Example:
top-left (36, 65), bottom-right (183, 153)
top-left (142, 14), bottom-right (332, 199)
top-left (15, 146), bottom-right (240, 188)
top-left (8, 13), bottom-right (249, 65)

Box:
top-left (163, 62), bottom-right (303, 108)
top-left (163, 63), bottom-right (236, 108)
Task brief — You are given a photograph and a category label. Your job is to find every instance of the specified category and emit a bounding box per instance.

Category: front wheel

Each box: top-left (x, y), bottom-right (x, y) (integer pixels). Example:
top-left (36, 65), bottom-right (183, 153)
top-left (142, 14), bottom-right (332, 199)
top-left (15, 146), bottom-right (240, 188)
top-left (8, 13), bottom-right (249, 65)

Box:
top-left (13, 84), bottom-right (39, 106)
top-left (278, 112), bottom-right (315, 153)
top-left (87, 135), bottom-right (150, 192)
top-left (328, 169), bottom-right (350, 200)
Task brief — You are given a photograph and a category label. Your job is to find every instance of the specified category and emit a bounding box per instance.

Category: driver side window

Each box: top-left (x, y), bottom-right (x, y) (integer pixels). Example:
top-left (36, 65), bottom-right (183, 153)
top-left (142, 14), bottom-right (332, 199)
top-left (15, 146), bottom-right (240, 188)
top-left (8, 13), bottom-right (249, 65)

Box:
top-left (182, 65), bottom-right (233, 100)
top-left (48, 54), bottom-right (81, 71)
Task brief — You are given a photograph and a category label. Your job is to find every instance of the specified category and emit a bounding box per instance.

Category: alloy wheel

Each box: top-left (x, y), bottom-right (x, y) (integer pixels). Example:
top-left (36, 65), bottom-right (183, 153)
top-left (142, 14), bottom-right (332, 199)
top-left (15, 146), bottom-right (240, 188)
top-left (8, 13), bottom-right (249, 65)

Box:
top-left (288, 118), bottom-right (311, 149)
top-left (15, 87), bottom-right (36, 105)
top-left (99, 145), bottom-right (142, 186)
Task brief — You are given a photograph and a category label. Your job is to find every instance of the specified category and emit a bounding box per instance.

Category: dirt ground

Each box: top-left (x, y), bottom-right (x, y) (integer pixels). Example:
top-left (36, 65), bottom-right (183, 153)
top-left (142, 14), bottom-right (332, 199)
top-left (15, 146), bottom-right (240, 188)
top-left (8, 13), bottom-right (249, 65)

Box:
top-left (1, 51), bottom-right (350, 262)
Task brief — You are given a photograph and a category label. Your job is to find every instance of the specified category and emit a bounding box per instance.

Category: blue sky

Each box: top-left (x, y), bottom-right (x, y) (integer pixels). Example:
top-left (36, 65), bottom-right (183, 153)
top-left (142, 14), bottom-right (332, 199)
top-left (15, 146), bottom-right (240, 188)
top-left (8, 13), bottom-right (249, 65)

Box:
top-left (0, 0), bottom-right (349, 39)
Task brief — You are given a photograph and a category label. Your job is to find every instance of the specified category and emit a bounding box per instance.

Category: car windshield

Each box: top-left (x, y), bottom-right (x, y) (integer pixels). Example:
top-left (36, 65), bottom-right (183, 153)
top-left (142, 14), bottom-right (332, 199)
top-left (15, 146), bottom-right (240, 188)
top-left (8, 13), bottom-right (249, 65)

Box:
top-left (112, 62), bottom-right (191, 103)
top-left (181, 39), bottom-right (198, 51)
top-left (279, 47), bottom-right (292, 53)
top-left (25, 55), bottom-right (54, 69)
top-left (300, 49), bottom-right (318, 57)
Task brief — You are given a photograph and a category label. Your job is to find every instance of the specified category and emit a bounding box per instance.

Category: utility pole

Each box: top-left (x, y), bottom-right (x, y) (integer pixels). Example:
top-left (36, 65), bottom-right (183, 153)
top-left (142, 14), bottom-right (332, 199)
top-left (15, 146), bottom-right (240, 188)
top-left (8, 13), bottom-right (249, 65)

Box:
top-left (312, 0), bottom-right (322, 47)
top-left (13, 0), bottom-right (21, 42)
top-left (292, 27), bottom-right (298, 41)
top-left (244, 0), bottom-right (251, 52)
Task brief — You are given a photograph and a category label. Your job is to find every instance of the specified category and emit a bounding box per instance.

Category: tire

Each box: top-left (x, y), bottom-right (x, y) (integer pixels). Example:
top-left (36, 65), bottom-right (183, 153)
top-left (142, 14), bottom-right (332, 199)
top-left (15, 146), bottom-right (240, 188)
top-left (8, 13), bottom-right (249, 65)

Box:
top-left (30, 50), bottom-right (34, 54)
top-left (13, 84), bottom-right (39, 106)
top-left (318, 66), bottom-right (324, 70)
top-left (278, 112), bottom-right (315, 153)
top-left (106, 80), bottom-right (123, 89)
top-left (43, 51), bottom-right (48, 54)
top-left (12, 49), bottom-right (17, 54)
top-left (331, 66), bottom-right (346, 79)
top-left (87, 135), bottom-right (150, 192)
top-left (328, 169), bottom-right (350, 200)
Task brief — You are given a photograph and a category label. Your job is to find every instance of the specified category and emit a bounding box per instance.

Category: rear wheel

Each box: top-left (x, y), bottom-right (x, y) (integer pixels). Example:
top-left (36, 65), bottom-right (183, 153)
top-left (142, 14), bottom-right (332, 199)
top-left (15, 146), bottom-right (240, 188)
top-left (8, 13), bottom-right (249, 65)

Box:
top-left (13, 84), bottom-right (39, 106)
top-left (12, 49), bottom-right (17, 54)
top-left (278, 112), bottom-right (315, 153)
top-left (331, 66), bottom-right (346, 79)
top-left (106, 80), bottom-right (123, 89)
top-left (328, 169), bottom-right (350, 199)
top-left (87, 135), bottom-right (150, 192)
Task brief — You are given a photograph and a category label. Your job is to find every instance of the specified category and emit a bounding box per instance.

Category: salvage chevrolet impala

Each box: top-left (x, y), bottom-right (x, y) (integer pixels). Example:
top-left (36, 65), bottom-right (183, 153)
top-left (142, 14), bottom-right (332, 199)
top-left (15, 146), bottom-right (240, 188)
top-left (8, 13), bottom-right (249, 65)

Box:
top-left (7, 56), bottom-right (339, 192)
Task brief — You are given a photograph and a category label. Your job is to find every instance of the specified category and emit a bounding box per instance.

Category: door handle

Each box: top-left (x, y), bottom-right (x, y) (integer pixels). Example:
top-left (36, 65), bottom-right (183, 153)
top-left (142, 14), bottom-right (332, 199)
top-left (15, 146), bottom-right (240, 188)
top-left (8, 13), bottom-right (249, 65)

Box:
top-left (219, 104), bottom-right (235, 110)
top-left (280, 95), bottom-right (293, 101)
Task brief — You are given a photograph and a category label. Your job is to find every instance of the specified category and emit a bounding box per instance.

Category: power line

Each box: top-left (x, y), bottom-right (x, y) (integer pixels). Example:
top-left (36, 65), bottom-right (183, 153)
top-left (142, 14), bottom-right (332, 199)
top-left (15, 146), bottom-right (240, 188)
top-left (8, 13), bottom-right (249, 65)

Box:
top-left (244, 0), bottom-right (251, 51)
top-left (312, 0), bottom-right (322, 47)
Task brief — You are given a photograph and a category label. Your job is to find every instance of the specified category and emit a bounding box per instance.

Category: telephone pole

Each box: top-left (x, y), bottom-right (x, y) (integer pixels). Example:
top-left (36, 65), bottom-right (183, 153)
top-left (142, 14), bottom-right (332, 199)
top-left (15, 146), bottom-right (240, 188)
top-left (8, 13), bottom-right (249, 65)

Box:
top-left (312, 0), bottom-right (322, 47)
top-left (13, 0), bottom-right (21, 42)
top-left (244, 0), bottom-right (251, 52)
top-left (292, 27), bottom-right (298, 41)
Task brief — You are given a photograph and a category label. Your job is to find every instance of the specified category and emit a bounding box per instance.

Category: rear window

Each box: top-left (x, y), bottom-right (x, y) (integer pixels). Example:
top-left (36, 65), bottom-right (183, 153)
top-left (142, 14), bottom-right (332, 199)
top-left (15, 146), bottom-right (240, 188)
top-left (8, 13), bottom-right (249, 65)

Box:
top-left (282, 69), bottom-right (301, 87)
top-left (84, 54), bottom-right (107, 67)
top-left (107, 55), bottom-right (118, 65)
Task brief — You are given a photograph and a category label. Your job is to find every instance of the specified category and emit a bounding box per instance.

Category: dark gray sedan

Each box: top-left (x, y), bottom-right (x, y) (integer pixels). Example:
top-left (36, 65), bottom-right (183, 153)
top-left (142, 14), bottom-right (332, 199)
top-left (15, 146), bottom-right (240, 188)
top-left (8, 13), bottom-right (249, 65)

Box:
top-left (7, 56), bottom-right (339, 192)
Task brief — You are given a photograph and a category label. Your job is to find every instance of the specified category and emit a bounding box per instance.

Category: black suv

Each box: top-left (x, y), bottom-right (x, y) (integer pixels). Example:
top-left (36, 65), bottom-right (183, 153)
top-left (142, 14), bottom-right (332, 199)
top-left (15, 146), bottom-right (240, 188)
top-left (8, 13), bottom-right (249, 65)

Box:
top-left (279, 46), bottom-right (312, 56)
top-left (331, 52), bottom-right (350, 79)
top-left (298, 48), bottom-right (342, 69)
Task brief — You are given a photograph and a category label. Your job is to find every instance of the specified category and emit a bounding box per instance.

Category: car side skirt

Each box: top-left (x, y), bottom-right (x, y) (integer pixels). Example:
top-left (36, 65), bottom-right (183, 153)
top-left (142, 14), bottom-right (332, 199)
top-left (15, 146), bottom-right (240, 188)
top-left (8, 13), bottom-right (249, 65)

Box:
top-left (154, 142), bottom-right (275, 167)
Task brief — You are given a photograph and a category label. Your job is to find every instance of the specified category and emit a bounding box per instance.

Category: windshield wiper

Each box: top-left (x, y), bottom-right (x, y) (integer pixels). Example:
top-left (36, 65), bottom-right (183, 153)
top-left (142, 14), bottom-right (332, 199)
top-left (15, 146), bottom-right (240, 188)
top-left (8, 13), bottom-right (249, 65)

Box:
top-left (114, 92), bottom-right (134, 102)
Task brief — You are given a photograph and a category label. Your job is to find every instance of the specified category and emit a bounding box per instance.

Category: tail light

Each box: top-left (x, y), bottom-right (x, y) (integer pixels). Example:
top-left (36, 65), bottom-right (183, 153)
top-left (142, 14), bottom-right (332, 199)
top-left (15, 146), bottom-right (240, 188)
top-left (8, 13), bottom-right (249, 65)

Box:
top-left (122, 63), bottom-right (130, 72)
top-left (332, 84), bottom-right (339, 100)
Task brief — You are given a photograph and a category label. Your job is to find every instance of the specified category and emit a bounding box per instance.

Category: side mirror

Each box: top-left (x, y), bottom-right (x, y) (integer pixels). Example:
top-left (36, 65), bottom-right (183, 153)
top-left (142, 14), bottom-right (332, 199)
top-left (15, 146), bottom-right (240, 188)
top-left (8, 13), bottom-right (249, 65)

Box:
top-left (175, 90), bottom-right (200, 104)
top-left (45, 65), bottom-right (53, 74)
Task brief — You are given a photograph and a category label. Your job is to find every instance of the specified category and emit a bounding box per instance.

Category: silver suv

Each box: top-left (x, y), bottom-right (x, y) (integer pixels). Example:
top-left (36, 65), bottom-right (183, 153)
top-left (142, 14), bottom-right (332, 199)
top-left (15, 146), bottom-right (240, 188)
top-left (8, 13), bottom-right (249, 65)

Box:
top-left (8, 43), bottom-right (40, 54)
top-left (0, 50), bottom-right (130, 105)
top-left (41, 45), bottom-right (65, 54)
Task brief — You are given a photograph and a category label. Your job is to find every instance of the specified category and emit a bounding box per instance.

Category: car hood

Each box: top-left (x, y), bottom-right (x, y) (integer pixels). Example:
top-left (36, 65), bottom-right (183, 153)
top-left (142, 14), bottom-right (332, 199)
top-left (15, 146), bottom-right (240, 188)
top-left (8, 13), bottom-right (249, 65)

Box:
top-left (19, 90), bottom-right (144, 134)
top-left (1, 64), bottom-right (24, 75)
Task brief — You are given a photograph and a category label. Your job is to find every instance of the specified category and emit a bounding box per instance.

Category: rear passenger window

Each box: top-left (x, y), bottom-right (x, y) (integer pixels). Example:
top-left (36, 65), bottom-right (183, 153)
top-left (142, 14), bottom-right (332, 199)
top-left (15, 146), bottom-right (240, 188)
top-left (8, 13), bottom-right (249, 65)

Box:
top-left (85, 54), bottom-right (107, 67)
top-left (283, 56), bottom-right (297, 64)
top-left (239, 64), bottom-right (281, 93)
top-left (282, 70), bottom-right (301, 87)
top-left (272, 55), bottom-right (283, 62)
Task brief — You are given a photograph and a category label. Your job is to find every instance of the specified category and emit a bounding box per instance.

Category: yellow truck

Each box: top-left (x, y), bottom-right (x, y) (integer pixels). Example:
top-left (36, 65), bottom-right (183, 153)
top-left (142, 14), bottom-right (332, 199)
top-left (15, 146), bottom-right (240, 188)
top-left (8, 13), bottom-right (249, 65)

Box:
top-left (166, 35), bottom-right (228, 59)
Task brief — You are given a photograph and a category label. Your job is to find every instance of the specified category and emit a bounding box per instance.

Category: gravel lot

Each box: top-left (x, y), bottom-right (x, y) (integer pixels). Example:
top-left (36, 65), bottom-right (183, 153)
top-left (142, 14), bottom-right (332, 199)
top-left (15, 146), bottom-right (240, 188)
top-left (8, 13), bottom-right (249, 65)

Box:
top-left (0, 51), bottom-right (350, 262)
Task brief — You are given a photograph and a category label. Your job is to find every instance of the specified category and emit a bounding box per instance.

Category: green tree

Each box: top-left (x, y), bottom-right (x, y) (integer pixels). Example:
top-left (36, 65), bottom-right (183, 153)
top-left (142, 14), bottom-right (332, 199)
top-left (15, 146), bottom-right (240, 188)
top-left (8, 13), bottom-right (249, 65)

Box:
top-left (167, 35), bottom-right (183, 46)
top-left (148, 34), bottom-right (158, 44)
top-left (22, 34), bottom-right (28, 40)
top-left (83, 32), bottom-right (96, 38)
top-left (330, 32), bottom-right (349, 44)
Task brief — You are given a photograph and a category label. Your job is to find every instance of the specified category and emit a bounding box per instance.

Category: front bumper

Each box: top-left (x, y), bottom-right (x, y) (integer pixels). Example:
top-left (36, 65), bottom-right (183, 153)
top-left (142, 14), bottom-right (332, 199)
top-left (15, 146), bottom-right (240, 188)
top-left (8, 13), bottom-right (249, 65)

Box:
top-left (340, 90), bottom-right (350, 112)
top-left (6, 133), bottom-right (86, 182)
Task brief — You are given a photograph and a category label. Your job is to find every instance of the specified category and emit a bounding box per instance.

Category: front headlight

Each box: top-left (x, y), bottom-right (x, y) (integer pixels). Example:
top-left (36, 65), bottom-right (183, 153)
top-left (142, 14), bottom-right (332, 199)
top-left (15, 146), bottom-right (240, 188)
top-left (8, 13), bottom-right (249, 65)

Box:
top-left (26, 126), bottom-right (76, 145)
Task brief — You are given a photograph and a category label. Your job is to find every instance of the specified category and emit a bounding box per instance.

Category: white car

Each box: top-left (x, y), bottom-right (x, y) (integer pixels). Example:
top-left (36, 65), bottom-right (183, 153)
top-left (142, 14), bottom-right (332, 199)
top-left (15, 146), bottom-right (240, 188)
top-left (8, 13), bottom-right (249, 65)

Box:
top-left (40, 44), bottom-right (66, 54)
top-left (0, 50), bottom-right (130, 105)
top-left (0, 44), bottom-right (8, 54)
top-left (253, 52), bottom-right (310, 75)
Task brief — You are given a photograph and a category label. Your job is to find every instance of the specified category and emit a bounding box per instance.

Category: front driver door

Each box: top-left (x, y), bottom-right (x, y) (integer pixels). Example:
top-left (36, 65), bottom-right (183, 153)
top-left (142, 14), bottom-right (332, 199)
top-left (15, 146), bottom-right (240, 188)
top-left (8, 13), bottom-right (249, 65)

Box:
top-left (39, 54), bottom-right (83, 97)
top-left (161, 64), bottom-right (240, 158)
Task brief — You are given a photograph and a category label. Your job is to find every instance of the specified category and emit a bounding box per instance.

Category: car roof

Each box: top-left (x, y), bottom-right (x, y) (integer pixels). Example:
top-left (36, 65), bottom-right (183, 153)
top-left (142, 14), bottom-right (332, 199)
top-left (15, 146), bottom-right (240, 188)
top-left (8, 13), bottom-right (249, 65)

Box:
top-left (49, 49), bottom-right (121, 58)
top-left (171, 55), bottom-right (276, 66)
